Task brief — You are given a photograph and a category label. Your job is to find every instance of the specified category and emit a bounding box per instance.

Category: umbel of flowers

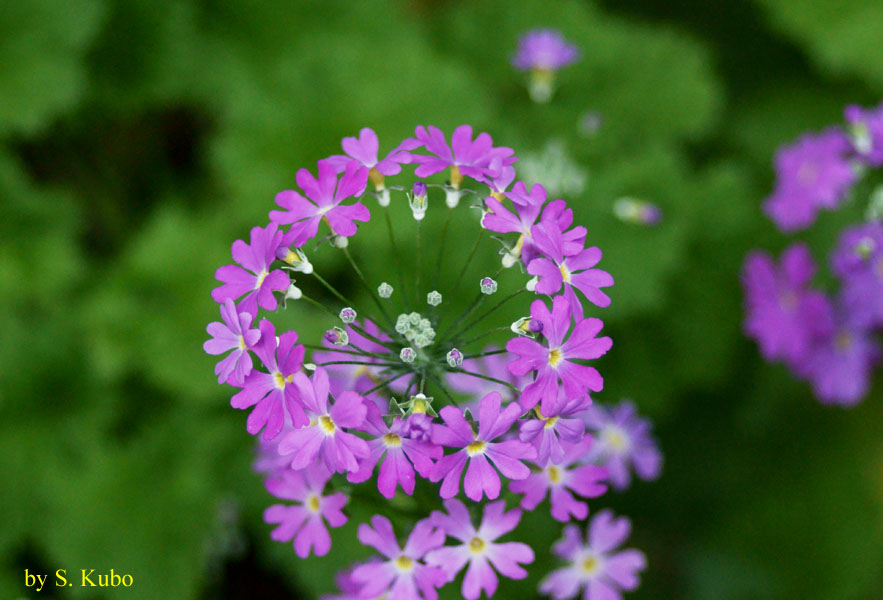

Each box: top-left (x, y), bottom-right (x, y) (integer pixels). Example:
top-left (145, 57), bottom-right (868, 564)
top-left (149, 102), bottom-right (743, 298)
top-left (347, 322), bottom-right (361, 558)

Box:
top-left (206, 125), bottom-right (661, 600)
top-left (742, 101), bottom-right (883, 406)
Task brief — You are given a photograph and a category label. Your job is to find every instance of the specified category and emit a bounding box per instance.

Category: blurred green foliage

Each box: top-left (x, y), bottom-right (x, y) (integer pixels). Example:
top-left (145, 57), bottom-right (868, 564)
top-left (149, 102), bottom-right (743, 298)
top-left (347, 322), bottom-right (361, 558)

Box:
top-left (1, 0), bottom-right (882, 599)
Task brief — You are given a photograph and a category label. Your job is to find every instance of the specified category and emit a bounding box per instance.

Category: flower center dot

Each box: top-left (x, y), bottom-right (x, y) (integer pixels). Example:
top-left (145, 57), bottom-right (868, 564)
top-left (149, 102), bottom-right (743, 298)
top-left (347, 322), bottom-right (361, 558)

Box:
top-left (307, 495), bottom-right (320, 512)
top-left (548, 348), bottom-right (564, 367)
top-left (469, 537), bottom-right (486, 553)
top-left (319, 415), bottom-right (336, 434)
top-left (544, 416), bottom-right (559, 429)
top-left (466, 441), bottom-right (487, 456)
top-left (395, 555), bottom-right (413, 571)
top-left (255, 270), bottom-right (268, 289)
top-left (547, 466), bottom-right (561, 483)
top-left (581, 555), bottom-right (599, 575)
top-left (238, 336), bottom-right (248, 351)
top-left (560, 263), bottom-right (571, 282)
top-left (273, 371), bottom-right (286, 389)
top-left (383, 433), bottom-right (402, 448)
top-left (602, 427), bottom-right (629, 452)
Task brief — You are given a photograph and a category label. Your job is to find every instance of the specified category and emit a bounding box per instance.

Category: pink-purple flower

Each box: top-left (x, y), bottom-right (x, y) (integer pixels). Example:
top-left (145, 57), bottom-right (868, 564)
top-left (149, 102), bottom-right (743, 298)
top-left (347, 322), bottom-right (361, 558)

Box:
top-left (512, 29), bottom-right (580, 72)
top-left (527, 222), bottom-right (614, 319)
top-left (353, 516), bottom-right (447, 600)
top-left (509, 438), bottom-right (608, 522)
top-left (270, 159), bottom-right (370, 247)
top-left (741, 243), bottom-right (833, 367)
top-left (845, 101), bottom-right (883, 166)
top-left (230, 319), bottom-right (308, 440)
top-left (405, 125), bottom-right (515, 187)
top-left (204, 298), bottom-right (261, 384)
top-left (326, 127), bottom-right (412, 186)
top-left (582, 400), bottom-right (662, 491)
top-left (277, 367), bottom-right (369, 473)
top-left (348, 402), bottom-right (442, 498)
top-left (539, 511), bottom-right (646, 600)
top-left (211, 222), bottom-right (290, 316)
top-left (430, 392), bottom-right (536, 501)
top-left (831, 223), bottom-right (883, 328)
top-left (507, 296), bottom-right (612, 415)
top-left (518, 393), bottom-right (589, 467)
top-left (425, 499), bottom-right (534, 600)
top-left (263, 463), bottom-right (347, 558)
top-left (763, 129), bottom-right (857, 232)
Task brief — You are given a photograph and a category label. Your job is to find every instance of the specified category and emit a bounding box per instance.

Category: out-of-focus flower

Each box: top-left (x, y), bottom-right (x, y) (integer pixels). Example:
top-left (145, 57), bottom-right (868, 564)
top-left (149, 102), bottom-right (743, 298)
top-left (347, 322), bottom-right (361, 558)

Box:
top-left (539, 511), bottom-right (646, 600)
top-left (845, 102), bottom-right (883, 166)
top-left (512, 29), bottom-right (579, 103)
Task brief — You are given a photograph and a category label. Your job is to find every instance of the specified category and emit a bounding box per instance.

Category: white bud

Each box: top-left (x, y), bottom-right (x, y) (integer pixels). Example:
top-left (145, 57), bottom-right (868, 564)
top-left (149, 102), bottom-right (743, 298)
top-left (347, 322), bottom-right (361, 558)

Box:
top-left (502, 252), bottom-right (518, 268)
top-left (378, 282), bottom-right (394, 298)
top-left (480, 277), bottom-right (498, 295)
top-left (400, 347), bottom-right (417, 363)
top-left (427, 290), bottom-right (442, 306)
top-left (377, 188), bottom-right (391, 207)
top-left (284, 283), bottom-right (302, 300)
top-left (331, 235), bottom-right (349, 248)
top-left (339, 307), bottom-right (357, 324)
top-left (526, 276), bottom-right (538, 292)
top-left (444, 186), bottom-right (462, 208)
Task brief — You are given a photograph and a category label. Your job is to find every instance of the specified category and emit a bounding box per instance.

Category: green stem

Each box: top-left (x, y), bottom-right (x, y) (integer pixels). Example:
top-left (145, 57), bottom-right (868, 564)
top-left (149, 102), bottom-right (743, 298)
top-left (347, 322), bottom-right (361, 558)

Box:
top-left (342, 246), bottom-right (395, 329)
top-left (443, 367), bottom-right (518, 392)
top-left (315, 360), bottom-right (400, 368)
top-left (384, 209), bottom-right (410, 311)
top-left (462, 348), bottom-right (508, 360)
top-left (447, 287), bottom-right (525, 342)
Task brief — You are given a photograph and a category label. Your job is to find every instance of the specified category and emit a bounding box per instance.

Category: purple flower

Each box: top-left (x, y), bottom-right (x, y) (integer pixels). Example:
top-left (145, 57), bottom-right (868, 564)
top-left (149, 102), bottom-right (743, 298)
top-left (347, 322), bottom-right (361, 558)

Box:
top-left (430, 392), bottom-right (536, 501)
top-left (204, 298), bottom-right (261, 385)
top-left (802, 308), bottom-right (878, 407)
top-left (831, 223), bottom-right (883, 328)
top-left (231, 320), bottom-right (308, 440)
top-left (211, 223), bottom-right (290, 316)
top-left (582, 401), bottom-right (662, 490)
top-left (352, 516), bottom-right (447, 600)
top-left (425, 499), bottom-right (534, 600)
top-left (509, 438), bottom-right (607, 522)
top-left (325, 127), bottom-right (412, 193)
top-left (348, 402), bottom-right (442, 498)
top-left (277, 367), bottom-right (369, 473)
top-left (263, 463), bottom-right (347, 558)
top-left (519, 393), bottom-right (589, 467)
top-left (507, 296), bottom-right (612, 415)
top-left (512, 29), bottom-right (579, 72)
top-left (270, 159), bottom-right (370, 247)
top-left (742, 243), bottom-right (833, 367)
top-left (405, 125), bottom-right (515, 188)
top-left (763, 129), bottom-right (857, 232)
top-left (539, 511), bottom-right (646, 600)
top-left (527, 222), bottom-right (614, 319)
top-left (845, 102), bottom-right (883, 166)
top-left (320, 567), bottom-right (364, 600)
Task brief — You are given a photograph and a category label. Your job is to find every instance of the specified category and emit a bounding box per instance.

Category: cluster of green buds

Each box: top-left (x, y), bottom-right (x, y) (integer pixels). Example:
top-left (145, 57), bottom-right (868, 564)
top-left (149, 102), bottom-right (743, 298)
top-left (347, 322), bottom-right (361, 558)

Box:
top-left (395, 312), bottom-right (436, 348)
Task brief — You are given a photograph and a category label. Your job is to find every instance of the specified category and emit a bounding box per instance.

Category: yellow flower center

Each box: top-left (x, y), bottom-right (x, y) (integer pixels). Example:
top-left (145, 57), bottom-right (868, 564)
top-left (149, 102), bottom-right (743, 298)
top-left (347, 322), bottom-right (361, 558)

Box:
top-left (544, 416), bottom-right (559, 429)
top-left (273, 371), bottom-right (287, 389)
top-left (383, 433), bottom-right (402, 448)
top-left (835, 331), bottom-right (853, 352)
top-left (469, 537), bottom-right (486, 553)
top-left (319, 415), bottom-right (336, 434)
top-left (560, 263), bottom-right (571, 283)
top-left (238, 335), bottom-right (248, 351)
top-left (602, 427), bottom-right (629, 452)
top-left (411, 397), bottom-right (427, 414)
top-left (581, 555), bottom-right (599, 575)
top-left (466, 441), bottom-right (487, 456)
top-left (548, 348), bottom-right (564, 367)
top-left (255, 270), bottom-right (268, 289)
top-left (307, 495), bottom-right (320, 512)
top-left (395, 555), bottom-right (413, 571)
top-left (547, 466), bottom-right (562, 483)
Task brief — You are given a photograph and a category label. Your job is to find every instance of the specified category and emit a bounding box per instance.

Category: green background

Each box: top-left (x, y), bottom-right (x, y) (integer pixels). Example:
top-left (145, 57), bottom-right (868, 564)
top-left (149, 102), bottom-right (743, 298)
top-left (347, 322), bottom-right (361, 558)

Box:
top-left (2, 0), bottom-right (882, 598)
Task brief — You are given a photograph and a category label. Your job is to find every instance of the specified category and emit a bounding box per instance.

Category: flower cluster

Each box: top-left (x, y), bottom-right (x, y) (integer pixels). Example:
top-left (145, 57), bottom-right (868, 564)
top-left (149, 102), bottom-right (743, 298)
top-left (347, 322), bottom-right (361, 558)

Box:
top-left (743, 101), bottom-right (883, 406)
top-left (206, 124), bottom-right (661, 600)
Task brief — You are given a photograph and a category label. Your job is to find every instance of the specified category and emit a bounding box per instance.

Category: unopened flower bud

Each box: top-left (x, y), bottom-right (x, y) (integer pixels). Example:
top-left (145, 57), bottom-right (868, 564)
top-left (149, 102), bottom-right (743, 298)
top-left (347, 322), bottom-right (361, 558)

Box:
top-left (325, 327), bottom-right (349, 346)
top-left (403, 413), bottom-right (433, 441)
top-left (400, 347), bottom-right (417, 363)
top-left (528, 69), bottom-right (555, 103)
top-left (395, 315), bottom-right (410, 335)
top-left (378, 282), bottom-right (394, 298)
top-left (284, 283), bottom-right (302, 301)
top-left (408, 312), bottom-right (421, 325)
top-left (376, 188), bottom-right (391, 207)
top-left (511, 316), bottom-right (542, 338)
top-left (276, 246), bottom-right (313, 273)
top-left (447, 348), bottom-right (463, 367)
top-left (480, 277), bottom-right (498, 295)
top-left (427, 290), bottom-right (442, 306)
top-left (330, 234), bottom-right (349, 248)
top-left (613, 197), bottom-right (662, 226)
top-left (339, 307), bottom-right (356, 324)
top-left (409, 181), bottom-right (428, 220)
top-left (526, 276), bottom-right (538, 292)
